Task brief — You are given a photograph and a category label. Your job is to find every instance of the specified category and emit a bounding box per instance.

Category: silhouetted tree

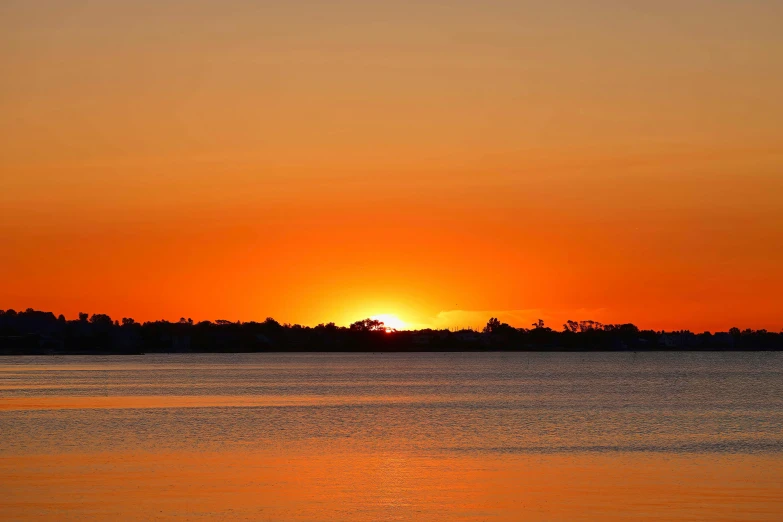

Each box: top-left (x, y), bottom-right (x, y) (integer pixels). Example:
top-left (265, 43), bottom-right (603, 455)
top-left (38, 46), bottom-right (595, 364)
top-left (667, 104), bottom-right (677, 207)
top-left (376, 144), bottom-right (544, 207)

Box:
top-left (483, 318), bottom-right (502, 334)
top-left (2, 307), bottom-right (782, 355)
top-left (350, 318), bottom-right (386, 332)
top-left (90, 314), bottom-right (113, 327)
top-left (564, 320), bottom-right (579, 333)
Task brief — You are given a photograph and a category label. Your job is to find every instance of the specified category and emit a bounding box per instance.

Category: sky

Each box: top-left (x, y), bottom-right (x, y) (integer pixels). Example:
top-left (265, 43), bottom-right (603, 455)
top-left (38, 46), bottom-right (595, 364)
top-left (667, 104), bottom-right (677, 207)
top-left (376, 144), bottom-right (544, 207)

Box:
top-left (1, 1), bottom-right (782, 332)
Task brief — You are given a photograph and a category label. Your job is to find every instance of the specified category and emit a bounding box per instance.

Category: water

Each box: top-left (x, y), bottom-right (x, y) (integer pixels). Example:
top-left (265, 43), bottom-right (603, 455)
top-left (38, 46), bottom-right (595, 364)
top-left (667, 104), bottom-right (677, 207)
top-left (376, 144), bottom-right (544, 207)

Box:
top-left (1, 352), bottom-right (782, 520)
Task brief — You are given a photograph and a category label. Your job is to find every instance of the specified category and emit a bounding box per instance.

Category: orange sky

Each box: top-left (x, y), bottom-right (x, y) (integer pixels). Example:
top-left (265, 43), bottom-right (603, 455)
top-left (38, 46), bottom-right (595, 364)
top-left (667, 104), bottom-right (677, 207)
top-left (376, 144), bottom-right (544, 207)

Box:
top-left (1, 1), bottom-right (782, 332)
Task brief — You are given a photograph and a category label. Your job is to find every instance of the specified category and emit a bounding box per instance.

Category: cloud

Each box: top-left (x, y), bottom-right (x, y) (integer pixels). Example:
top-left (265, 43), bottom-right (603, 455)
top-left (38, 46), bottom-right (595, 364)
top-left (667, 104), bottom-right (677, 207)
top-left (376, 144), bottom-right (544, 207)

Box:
top-left (419, 307), bottom-right (611, 331)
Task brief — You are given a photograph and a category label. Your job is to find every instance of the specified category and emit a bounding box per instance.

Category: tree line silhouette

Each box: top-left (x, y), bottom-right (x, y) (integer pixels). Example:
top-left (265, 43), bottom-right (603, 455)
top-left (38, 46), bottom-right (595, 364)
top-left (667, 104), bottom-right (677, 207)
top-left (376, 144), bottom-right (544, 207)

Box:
top-left (0, 308), bottom-right (781, 354)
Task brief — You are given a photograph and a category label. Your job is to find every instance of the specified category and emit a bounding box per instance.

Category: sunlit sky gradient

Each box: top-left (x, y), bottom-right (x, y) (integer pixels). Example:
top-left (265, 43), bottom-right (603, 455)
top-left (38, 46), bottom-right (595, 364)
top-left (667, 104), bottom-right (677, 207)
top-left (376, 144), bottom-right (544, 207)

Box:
top-left (2, 1), bottom-right (782, 331)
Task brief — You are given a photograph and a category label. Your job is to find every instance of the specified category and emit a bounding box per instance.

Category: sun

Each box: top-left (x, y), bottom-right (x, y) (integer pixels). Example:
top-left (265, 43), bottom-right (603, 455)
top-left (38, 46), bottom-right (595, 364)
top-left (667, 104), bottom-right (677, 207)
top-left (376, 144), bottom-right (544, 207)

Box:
top-left (371, 314), bottom-right (408, 331)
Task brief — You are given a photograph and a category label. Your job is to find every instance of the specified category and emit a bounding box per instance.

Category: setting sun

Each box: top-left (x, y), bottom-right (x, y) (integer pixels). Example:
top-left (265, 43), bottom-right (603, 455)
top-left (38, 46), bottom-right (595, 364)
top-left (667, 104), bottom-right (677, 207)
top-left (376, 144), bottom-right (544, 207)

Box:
top-left (2, 2), bottom-right (783, 521)
top-left (371, 314), bottom-right (408, 332)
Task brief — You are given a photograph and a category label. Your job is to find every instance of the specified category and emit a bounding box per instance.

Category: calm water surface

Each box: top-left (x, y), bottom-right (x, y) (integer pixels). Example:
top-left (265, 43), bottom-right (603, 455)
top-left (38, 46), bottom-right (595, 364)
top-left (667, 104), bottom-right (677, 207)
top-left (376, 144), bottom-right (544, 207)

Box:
top-left (1, 352), bottom-right (782, 520)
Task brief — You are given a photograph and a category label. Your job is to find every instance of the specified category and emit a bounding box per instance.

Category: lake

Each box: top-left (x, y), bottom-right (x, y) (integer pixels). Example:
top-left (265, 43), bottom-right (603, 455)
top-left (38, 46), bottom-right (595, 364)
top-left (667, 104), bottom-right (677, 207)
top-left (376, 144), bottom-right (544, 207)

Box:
top-left (1, 352), bottom-right (782, 520)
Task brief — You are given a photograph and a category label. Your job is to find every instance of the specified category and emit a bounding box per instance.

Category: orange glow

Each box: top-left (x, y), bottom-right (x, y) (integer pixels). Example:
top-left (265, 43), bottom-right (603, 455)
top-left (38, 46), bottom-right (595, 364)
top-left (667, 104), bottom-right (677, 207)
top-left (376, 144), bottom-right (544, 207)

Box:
top-left (371, 314), bottom-right (408, 331)
top-left (1, 2), bottom-right (782, 331)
